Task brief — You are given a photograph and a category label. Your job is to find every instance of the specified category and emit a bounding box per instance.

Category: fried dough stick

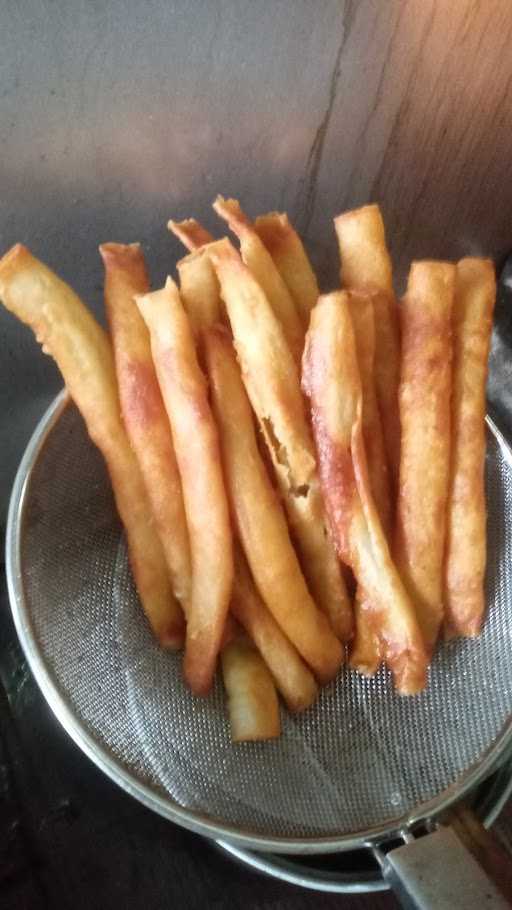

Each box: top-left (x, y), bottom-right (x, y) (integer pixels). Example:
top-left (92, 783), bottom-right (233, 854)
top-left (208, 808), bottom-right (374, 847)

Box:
top-left (136, 279), bottom-right (233, 695)
top-left (349, 291), bottom-right (392, 533)
top-left (175, 239), bottom-right (318, 706)
top-left (335, 205), bottom-right (400, 673)
top-left (347, 290), bottom-right (392, 676)
top-left (177, 256), bottom-right (225, 338)
top-left (221, 631), bottom-right (280, 742)
top-left (334, 204), bottom-right (401, 487)
top-left (444, 258), bottom-right (496, 637)
top-left (168, 218), bottom-right (226, 335)
top-left (0, 244), bottom-right (182, 647)
top-left (208, 238), bottom-right (353, 642)
top-left (230, 548), bottom-right (318, 711)
top-left (213, 196), bottom-right (304, 364)
top-left (254, 212), bottom-right (319, 328)
top-left (100, 243), bottom-right (191, 618)
top-left (302, 291), bottom-right (428, 695)
top-left (204, 325), bottom-right (343, 684)
top-left (175, 242), bottom-right (315, 714)
top-left (395, 261), bottom-right (455, 652)
top-left (168, 218), bottom-right (214, 252)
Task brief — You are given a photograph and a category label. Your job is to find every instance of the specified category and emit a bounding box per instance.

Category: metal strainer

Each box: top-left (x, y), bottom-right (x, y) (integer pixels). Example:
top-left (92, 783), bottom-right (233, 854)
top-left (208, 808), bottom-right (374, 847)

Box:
top-left (7, 389), bottom-right (512, 907)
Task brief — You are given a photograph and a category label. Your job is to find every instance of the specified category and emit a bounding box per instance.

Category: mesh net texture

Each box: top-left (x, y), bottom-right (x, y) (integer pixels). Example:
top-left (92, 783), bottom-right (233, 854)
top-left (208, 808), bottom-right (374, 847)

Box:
top-left (18, 403), bottom-right (512, 841)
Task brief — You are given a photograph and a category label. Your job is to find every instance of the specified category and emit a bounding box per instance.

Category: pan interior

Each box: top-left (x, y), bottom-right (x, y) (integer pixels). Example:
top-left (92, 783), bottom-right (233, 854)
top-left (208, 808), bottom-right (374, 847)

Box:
top-left (15, 401), bottom-right (512, 842)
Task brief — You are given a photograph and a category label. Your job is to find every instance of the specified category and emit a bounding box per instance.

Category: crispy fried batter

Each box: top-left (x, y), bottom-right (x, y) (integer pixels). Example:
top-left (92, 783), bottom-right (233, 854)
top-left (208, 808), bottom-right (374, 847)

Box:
top-left (213, 196), bottom-right (304, 364)
top-left (100, 242), bottom-right (191, 621)
top-left (444, 258), bottom-right (496, 637)
top-left (207, 238), bottom-right (353, 642)
top-left (303, 291), bottom-right (427, 694)
top-left (254, 211), bottom-right (319, 328)
top-left (395, 261), bottom-right (456, 652)
top-left (136, 278), bottom-right (233, 695)
top-left (335, 204), bottom-right (400, 487)
top-left (205, 325), bottom-right (343, 684)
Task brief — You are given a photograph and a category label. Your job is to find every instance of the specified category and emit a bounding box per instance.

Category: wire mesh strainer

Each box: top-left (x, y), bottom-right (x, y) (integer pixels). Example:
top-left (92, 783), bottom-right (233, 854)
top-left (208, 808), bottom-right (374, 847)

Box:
top-left (6, 390), bottom-right (512, 905)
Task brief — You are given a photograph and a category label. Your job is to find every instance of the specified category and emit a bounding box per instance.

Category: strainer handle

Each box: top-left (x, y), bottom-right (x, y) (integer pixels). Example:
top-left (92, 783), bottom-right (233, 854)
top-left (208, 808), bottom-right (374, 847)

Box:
top-left (379, 809), bottom-right (512, 909)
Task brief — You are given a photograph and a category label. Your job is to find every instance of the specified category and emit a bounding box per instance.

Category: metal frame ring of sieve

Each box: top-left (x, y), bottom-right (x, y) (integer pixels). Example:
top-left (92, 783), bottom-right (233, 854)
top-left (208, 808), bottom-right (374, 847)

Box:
top-left (6, 391), bottom-right (512, 908)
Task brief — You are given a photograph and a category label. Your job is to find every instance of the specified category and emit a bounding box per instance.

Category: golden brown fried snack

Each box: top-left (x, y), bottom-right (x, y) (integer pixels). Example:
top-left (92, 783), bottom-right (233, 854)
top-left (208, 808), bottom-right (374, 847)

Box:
top-left (335, 204), bottom-right (401, 486)
top-left (136, 279), bottom-right (233, 695)
top-left (231, 547), bottom-right (319, 712)
top-left (100, 242), bottom-right (191, 617)
top-left (0, 244), bottom-right (182, 647)
top-left (170, 218), bottom-right (225, 336)
top-left (168, 218), bottom-right (214, 252)
top-left (177, 249), bottom-right (223, 335)
top-left (212, 196), bottom-right (304, 364)
top-left (208, 238), bottom-right (353, 642)
top-left (371, 290), bottom-right (401, 486)
top-left (204, 324), bottom-right (343, 684)
top-left (347, 290), bottom-right (390, 676)
top-left (349, 591), bottom-right (382, 676)
top-left (334, 203), bottom-right (393, 293)
top-left (221, 633), bottom-right (281, 742)
top-left (395, 261), bottom-right (455, 652)
top-left (302, 291), bottom-right (427, 694)
top-left (444, 258), bottom-right (496, 637)
top-left (254, 212), bottom-right (319, 327)
top-left (348, 290), bottom-right (391, 534)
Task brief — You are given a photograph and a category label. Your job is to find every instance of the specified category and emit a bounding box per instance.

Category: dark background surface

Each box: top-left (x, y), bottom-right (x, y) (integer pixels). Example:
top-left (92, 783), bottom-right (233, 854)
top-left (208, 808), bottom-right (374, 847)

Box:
top-left (2, 1), bottom-right (512, 907)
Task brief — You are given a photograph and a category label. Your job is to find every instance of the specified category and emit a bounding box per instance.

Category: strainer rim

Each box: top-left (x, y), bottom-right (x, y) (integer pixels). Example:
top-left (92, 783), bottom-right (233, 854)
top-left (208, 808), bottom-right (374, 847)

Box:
top-left (6, 390), bottom-right (512, 855)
